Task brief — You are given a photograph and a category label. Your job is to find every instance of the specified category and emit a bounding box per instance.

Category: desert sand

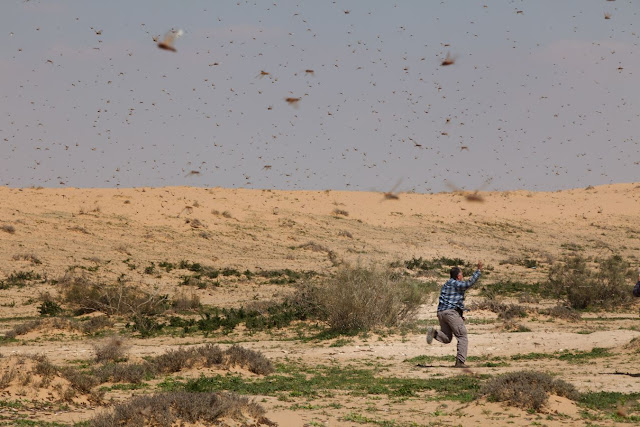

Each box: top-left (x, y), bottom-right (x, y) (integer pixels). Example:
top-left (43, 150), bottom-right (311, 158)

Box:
top-left (1, 183), bottom-right (639, 426)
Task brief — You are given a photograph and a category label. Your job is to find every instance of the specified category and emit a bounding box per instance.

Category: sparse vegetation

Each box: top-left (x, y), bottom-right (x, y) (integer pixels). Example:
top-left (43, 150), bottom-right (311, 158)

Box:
top-left (1, 224), bottom-right (16, 234)
top-left (12, 253), bottom-right (41, 264)
top-left (94, 336), bottom-right (129, 363)
top-left (89, 391), bottom-right (269, 427)
top-left (546, 254), bottom-right (634, 310)
top-left (58, 272), bottom-right (169, 317)
top-left (313, 264), bottom-right (426, 332)
top-left (480, 371), bottom-right (579, 411)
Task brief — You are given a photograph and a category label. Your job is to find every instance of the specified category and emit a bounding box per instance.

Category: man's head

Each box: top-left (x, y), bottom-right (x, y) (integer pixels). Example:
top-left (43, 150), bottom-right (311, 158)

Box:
top-left (450, 267), bottom-right (462, 280)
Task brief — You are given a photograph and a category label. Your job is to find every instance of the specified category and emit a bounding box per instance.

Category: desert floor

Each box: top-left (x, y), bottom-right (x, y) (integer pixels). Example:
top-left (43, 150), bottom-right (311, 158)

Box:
top-left (1, 183), bottom-right (639, 426)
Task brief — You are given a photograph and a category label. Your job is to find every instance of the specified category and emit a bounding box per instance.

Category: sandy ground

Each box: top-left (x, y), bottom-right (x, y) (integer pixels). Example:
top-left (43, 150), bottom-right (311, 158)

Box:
top-left (1, 183), bottom-right (640, 426)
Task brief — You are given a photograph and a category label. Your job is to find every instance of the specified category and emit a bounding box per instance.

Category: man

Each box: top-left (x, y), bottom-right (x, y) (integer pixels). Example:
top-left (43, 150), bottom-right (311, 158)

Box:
top-left (426, 262), bottom-right (483, 368)
top-left (633, 269), bottom-right (640, 297)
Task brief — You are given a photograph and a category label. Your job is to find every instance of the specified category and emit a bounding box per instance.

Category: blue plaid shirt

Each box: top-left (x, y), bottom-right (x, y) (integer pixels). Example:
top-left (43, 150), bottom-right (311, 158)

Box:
top-left (437, 270), bottom-right (482, 312)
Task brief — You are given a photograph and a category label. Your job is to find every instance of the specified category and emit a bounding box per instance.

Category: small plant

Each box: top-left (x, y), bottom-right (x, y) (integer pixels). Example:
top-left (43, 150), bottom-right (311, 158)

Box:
top-left (480, 371), bottom-right (579, 411)
top-left (12, 253), bottom-right (41, 264)
top-left (332, 209), bottom-right (349, 217)
top-left (94, 336), bottom-right (129, 363)
top-left (38, 300), bottom-right (62, 317)
top-left (1, 224), bottom-right (16, 234)
top-left (144, 262), bottom-right (157, 275)
top-left (172, 291), bottom-right (201, 311)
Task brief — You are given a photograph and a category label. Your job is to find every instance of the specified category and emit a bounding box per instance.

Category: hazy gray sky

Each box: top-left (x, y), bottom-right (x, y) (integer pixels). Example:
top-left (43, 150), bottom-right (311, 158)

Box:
top-left (2, 0), bottom-right (639, 193)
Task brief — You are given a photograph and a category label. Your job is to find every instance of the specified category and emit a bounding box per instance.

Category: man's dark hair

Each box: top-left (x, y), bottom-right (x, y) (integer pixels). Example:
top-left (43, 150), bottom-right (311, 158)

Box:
top-left (450, 267), bottom-right (462, 279)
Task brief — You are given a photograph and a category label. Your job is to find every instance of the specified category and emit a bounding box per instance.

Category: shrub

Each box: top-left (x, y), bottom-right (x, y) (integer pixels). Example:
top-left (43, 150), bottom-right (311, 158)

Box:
top-left (481, 371), bottom-right (580, 411)
top-left (89, 391), bottom-right (267, 427)
top-left (317, 264), bottom-right (426, 332)
top-left (1, 224), bottom-right (15, 234)
top-left (546, 254), bottom-right (634, 310)
top-left (78, 316), bottom-right (115, 334)
top-left (0, 270), bottom-right (42, 289)
top-left (94, 361), bottom-right (155, 384)
top-left (538, 305), bottom-right (581, 321)
top-left (12, 253), bottom-right (41, 264)
top-left (38, 300), bottom-right (63, 317)
top-left (224, 345), bottom-right (274, 375)
top-left (3, 319), bottom-right (42, 339)
top-left (94, 336), bottom-right (129, 363)
top-left (58, 272), bottom-right (169, 316)
top-left (172, 292), bottom-right (201, 311)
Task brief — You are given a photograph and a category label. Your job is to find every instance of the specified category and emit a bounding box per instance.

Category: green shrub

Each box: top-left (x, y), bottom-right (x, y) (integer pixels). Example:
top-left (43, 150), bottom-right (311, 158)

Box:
top-left (38, 300), bottom-right (63, 317)
top-left (546, 254), bottom-right (634, 310)
top-left (317, 264), bottom-right (426, 332)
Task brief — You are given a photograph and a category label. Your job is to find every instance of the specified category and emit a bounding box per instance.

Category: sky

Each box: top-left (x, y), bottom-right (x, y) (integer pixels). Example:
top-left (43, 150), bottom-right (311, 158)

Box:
top-left (1, 0), bottom-right (639, 194)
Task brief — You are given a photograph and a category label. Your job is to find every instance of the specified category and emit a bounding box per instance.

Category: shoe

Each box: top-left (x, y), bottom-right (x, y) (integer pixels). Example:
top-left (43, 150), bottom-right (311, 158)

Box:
top-left (454, 360), bottom-right (469, 368)
top-left (426, 326), bottom-right (436, 344)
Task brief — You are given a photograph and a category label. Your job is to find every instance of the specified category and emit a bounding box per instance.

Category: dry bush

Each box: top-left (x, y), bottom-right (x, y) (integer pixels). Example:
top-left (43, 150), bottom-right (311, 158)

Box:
top-left (197, 343), bottom-right (225, 366)
top-left (517, 292), bottom-right (539, 304)
top-left (332, 208), bottom-right (349, 217)
top-left (94, 362), bottom-right (155, 384)
top-left (93, 336), bottom-right (129, 363)
top-left (153, 348), bottom-right (195, 374)
top-left (58, 272), bottom-right (168, 316)
top-left (481, 371), bottom-right (579, 411)
top-left (317, 264), bottom-right (425, 332)
top-left (12, 253), bottom-right (41, 264)
top-left (186, 218), bottom-right (205, 228)
top-left (3, 316), bottom-right (113, 340)
top-left (172, 291), bottom-right (201, 311)
top-left (151, 344), bottom-right (271, 375)
top-left (470, 299), bottom-right (528, 320)
top-left (4, 319), bottom-right (43, 339)
top-left (338, 230), bottom-right (353, 238)
top-left (78, 316), bottom-right (115, 334)
top-left (297, 241), bottom-right (340, 266)
top-left (59, 366), bottom-right (100, 395)
top-left (224, 345), bottom-right (274, 375)
top-left (89, 391), bottom-right (269, 427)
top-left (0, 355), bottom-right (102, 404)
top-left (538, 305), bottom-right (581, 321)
top-left (1, 224), bottom-right (15, 234)
top-left (546, 254), bottom-right (634, 310)
top-left (113, 244), bottom-right (131, 255)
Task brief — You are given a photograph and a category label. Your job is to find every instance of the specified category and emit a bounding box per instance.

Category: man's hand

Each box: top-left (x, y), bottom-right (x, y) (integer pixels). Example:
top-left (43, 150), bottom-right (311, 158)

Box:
top-left (477, 261), bottom-right (484, 271)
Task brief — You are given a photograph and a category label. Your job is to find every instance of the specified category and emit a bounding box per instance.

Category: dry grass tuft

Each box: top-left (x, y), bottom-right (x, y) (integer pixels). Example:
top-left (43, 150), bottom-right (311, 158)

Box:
top-left (12, 253), bottom-right (41, 264)
top-left (481, 371), bottom-right (580, 411)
